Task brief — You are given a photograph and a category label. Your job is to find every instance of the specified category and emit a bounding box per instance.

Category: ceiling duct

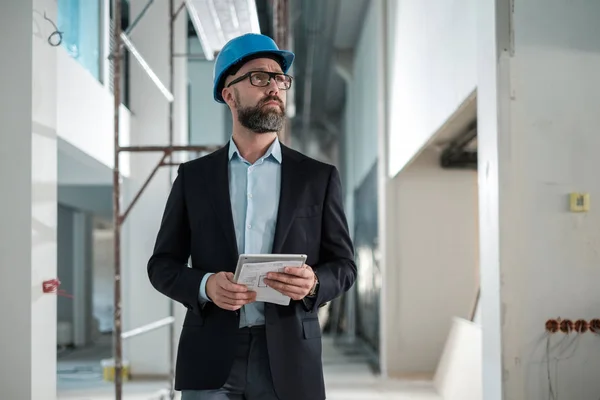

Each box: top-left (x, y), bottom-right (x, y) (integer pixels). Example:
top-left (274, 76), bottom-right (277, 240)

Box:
top-left (439, 120), bottom-right (478, 170)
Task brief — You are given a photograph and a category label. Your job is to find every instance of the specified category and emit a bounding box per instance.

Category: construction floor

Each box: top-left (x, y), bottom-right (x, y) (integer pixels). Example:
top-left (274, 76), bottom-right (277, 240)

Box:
top-left (57, 335), bottom-right (440, 400)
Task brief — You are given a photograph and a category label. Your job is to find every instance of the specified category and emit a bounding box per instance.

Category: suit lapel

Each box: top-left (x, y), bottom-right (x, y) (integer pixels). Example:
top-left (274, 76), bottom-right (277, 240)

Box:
top-left (272, 145), bottom-right (303, 253)
top-left (207, 144), bottom-right (239, 262)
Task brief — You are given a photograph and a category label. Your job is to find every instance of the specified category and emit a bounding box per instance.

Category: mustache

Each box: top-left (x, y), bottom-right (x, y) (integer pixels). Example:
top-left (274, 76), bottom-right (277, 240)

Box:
top-left (260, 96), bottom-right (283, 108)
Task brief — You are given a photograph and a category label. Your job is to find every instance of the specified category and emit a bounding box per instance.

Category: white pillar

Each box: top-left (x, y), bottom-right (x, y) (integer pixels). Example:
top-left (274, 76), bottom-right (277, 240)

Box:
top-left (0, 0), bottom-right (58, 398)
top-left (478, 0), bottom-right (600, 398)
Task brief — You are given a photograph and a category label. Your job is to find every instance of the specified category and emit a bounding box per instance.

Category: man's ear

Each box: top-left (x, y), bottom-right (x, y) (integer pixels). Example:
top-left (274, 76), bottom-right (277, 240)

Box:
top-left (222, 87), bottom-right (235, 107)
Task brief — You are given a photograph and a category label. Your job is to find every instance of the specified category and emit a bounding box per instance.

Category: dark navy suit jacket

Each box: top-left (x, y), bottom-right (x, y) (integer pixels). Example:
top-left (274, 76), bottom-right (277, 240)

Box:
top-left (148, 142), bottom-right (356, 400)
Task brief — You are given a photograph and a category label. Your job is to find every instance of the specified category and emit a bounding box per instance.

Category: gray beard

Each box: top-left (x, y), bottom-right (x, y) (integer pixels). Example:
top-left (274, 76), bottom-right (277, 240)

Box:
top-left (236, 98), bottom-right (286, 133)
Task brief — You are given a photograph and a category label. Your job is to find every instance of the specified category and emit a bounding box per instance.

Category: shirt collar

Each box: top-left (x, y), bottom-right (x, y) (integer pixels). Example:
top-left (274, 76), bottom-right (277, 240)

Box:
top-left (228, 136), bottom-right (282, 164)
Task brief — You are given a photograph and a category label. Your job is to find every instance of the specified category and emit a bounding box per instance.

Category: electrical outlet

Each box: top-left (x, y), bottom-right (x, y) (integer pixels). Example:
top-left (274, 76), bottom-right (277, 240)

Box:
top-left (560, 319), bottom-right (573, 333)
top-left (590, 319), bottom-right (600, 333)
top-left (570, 193), bottom-right (590, 212)
top-left (545, 319), bottom-right (559, 333)
top-left (574, 319), bottom-right (588, 333)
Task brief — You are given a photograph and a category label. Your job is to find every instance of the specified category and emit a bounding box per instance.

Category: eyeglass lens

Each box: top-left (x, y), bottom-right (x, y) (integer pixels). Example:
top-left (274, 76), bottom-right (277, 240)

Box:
top-left (250, 72), bottom-right (291, 89)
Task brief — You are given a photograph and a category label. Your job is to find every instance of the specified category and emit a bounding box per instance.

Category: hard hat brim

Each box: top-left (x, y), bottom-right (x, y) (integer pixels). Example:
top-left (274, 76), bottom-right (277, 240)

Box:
top-left (214, 49), bottom-right (295, 103)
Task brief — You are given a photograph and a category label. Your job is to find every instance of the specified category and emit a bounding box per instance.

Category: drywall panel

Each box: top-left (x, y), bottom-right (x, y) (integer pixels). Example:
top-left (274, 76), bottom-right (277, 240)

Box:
top-left (387, 0), bottom-right (477, 177)
top-left (434, 318), bottom-right (482, 400)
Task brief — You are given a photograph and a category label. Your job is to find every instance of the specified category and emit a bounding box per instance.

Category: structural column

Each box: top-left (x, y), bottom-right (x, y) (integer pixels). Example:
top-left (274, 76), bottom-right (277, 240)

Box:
top-left (478, 1), bottom-right (600, 398)
top-left (0, 0), bottom-right (58, 398)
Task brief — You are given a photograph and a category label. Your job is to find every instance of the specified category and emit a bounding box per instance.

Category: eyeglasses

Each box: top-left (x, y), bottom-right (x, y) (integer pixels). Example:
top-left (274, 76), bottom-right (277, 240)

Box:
top-left (226, 71), bottom-right (293, 90)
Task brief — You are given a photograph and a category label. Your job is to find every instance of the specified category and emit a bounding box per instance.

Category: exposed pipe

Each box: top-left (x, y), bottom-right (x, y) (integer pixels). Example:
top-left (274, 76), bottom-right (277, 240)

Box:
top-left (121, 317), bottom-right (176, 339)
top-left (168, 2), bottom-right (176, 395)
top-left (314, 0), bottom-right (341, 122)
top-left (301, 0), bottom-right (319, 145)
top-left (111, 0), bottom-right (124, 398)
top-left (439, 122), bottom-right (478, 169)
top-left (110, 2), bottom-right (220, 399)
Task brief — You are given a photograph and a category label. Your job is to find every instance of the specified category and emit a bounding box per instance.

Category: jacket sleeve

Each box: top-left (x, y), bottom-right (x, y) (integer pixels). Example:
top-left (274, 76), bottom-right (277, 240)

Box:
top-left (147, 163), bottom-right (208, 315)
top-left (304, 165), bottom-right (357, 312)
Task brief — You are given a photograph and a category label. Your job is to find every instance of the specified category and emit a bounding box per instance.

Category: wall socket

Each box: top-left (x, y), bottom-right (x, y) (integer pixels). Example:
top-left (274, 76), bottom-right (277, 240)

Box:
top-left (570, 193), bottom-right (590, 212)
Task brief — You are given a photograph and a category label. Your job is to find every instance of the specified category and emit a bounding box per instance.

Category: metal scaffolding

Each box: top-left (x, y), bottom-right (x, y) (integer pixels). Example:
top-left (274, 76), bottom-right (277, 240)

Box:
top-left (110, 1), bottom-right (217, 399)
top-left (109, 1), bottom-right (289, 399)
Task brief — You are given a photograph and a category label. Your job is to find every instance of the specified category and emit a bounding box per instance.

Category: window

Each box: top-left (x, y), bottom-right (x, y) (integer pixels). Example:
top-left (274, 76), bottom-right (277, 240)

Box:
top-left (57, 0), bottom-right (102, 82)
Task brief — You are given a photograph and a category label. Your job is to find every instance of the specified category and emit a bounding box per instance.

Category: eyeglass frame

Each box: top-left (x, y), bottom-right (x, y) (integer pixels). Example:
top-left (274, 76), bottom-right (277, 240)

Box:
top-left (225, 71), bottom-right (293, 90)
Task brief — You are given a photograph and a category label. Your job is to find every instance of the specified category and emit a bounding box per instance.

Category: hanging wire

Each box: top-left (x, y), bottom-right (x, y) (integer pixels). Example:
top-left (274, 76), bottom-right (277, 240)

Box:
top-left (43, 11), bottom-right (63, 46)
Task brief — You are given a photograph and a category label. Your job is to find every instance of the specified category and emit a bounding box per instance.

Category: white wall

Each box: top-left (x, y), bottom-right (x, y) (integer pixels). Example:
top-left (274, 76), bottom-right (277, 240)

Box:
top-left (434, 318), bottom-right (482, 400)
top-left (0, 0), bottom-right (58, 398)
top-left (387, 0), bottom-right (476, 177)
top-left (188, 38), bottom-right (227, 145)
top-left (124, 0), bottom-right (189, 375)
top-left (478, 1), bottom-right (600, 398)
top-left (385, 148), bottom-right (478, 376)
top-left (57, 50), bottom-right (131, 176)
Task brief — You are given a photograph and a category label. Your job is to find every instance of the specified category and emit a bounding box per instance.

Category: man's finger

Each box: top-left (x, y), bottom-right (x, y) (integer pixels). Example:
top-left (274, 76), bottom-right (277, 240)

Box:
top-left (220, 290), bottom-right (256, 301)
top-left (264, 279), bottom-right (306, 295)
top-left (218, 294), bottom-right (253, 306)
top-left (219, 279), bottom-right (249, 293)
top-left (281, 266), bottom-right (312, 277)
top-left (266, 272), bottom-right (307, 287)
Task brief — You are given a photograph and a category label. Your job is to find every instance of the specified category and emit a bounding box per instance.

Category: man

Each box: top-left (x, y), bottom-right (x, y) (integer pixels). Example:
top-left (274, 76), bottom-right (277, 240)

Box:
top-left (148, 33), bottom-right (356, 400)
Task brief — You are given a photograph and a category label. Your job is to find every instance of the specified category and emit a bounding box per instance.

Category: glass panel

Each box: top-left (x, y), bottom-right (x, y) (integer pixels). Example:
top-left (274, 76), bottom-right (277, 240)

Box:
top-left (354, 159), bottom-right (380, 365)
top-left (57, 0), bottom-right (102, 83)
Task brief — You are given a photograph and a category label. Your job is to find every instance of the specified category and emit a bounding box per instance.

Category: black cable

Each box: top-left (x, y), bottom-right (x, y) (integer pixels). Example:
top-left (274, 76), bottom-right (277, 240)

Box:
top-left (43, 12), bottom-right (63, 46)
top-left (547, 336), bottom-right (557, 400)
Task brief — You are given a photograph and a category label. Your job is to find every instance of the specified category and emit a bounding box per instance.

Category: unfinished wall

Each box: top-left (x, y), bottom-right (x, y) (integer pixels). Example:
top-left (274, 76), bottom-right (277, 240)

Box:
top-left (477, 0), bottom-right (600, 398)
top-left (385, 148), bottom-right (478, 376)
top-left (387, 0), bottom-right (476, 177)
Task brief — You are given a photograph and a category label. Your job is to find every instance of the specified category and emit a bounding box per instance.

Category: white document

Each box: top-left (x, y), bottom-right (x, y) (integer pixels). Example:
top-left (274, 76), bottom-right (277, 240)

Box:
top-left (236, 260), bottom-right (304, 305)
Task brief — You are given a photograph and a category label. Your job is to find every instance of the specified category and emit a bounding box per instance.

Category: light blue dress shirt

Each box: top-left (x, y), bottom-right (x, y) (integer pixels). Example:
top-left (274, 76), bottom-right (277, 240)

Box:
top-left (198, 137), bottom-right (282, 328)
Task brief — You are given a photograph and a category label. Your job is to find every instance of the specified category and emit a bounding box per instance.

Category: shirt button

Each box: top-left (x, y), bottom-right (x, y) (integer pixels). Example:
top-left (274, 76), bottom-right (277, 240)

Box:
top-left (248, 193), bottom-right (253, 199)
top-left (247, 224), bottom-right (251, 229)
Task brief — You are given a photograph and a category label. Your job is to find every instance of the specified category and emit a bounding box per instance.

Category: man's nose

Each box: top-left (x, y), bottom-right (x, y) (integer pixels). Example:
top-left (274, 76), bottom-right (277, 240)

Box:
top-left (266, 78), bottom-right (280, 96)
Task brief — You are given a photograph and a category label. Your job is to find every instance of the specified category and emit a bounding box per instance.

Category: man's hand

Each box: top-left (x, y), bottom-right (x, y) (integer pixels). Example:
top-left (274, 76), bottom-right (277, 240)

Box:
top-left (206, 272), bottom-right (256, 311)
top-left (264, 264), bottom-right (316, 301)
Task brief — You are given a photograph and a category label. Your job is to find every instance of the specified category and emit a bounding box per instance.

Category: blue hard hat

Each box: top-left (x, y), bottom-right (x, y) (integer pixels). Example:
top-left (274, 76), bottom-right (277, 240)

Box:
top-left (213, 33), bottom-right (295, 103)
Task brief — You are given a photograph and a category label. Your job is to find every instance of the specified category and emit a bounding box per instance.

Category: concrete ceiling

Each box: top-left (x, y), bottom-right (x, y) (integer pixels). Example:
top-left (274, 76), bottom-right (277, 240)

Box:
top-left (58, 138), bottom-right (114, 186)
top-left (184, 0), bottom-right (370, 151)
